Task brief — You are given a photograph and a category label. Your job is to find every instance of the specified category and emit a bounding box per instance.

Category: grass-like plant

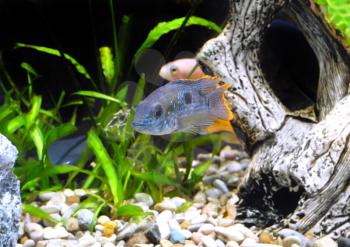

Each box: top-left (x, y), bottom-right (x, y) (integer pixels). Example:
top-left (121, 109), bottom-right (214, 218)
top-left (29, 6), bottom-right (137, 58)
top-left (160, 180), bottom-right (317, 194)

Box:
top-left (4, 11), bottom-right (223, 224)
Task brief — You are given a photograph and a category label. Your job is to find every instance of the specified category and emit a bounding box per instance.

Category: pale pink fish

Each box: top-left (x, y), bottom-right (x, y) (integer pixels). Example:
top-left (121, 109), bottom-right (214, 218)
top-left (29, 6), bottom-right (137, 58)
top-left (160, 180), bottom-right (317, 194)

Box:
top-left (159, 58), bottom-right (206, 81)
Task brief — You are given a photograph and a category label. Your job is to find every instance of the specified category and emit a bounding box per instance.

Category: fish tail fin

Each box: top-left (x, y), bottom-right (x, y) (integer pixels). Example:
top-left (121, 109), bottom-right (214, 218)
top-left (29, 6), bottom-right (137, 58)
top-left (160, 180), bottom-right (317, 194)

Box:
top-left (208, 86), bottom-right (234, 120)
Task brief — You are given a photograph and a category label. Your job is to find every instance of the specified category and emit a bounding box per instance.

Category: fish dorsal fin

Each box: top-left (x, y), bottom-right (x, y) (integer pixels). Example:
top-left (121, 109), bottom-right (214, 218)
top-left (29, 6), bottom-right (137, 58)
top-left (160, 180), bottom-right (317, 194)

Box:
top-left (170, 76), bottom-right (219, 95)
top-left (208, 86), bottom-right (234, 120)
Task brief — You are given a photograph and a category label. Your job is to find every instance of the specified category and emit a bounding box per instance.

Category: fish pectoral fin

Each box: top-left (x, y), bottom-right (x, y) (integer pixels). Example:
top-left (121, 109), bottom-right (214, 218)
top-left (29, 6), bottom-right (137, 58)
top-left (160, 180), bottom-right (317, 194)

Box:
top-left (204, 119), bottom-right (234, 134)
top-left (208, 86), bottom-right (234, 120)
top-left (178, 114), bottom-right (215, 135)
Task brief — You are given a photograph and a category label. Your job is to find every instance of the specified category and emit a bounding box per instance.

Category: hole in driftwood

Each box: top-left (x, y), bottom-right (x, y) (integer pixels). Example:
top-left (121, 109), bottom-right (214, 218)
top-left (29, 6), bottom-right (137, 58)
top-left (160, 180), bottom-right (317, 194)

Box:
top-left (261, 19), bottom-right (319, 112)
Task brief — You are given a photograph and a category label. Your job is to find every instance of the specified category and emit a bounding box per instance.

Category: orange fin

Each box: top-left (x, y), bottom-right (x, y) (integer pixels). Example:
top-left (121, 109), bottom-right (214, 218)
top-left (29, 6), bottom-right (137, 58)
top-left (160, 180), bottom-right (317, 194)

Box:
top-left (205, 119), bottom-right (234, 134)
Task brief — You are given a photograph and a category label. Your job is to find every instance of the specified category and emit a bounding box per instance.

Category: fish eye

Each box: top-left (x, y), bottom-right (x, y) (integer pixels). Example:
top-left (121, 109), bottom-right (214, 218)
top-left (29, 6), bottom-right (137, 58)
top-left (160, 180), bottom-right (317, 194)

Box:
top-left (170, 65), bottom-right (178, 74)
top-left (154, 105), bottom-right (163, 118)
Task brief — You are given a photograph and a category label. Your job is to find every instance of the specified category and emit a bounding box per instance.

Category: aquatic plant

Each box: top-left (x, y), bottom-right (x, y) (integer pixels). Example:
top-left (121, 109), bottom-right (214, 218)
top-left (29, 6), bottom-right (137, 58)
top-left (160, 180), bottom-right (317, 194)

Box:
top-left (3, 12), bottom-right (222, 224)
top-left (316, 0), bottom-right (350, 45)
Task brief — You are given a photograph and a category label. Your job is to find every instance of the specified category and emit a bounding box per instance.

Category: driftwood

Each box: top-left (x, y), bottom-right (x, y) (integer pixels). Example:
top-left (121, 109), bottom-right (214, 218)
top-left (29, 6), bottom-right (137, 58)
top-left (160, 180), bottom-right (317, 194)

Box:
top-left (197, 0), bottom-right (350, 239)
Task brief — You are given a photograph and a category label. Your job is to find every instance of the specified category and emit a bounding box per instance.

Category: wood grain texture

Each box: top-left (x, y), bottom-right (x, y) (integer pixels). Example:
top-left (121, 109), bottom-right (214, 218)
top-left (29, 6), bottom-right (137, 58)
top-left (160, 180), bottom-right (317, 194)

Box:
top-left (197, 0), bottom-right (350, 238)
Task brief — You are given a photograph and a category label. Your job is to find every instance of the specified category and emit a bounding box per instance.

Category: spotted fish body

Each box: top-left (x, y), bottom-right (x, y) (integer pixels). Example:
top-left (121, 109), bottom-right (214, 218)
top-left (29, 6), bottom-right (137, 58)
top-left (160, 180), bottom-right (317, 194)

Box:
top-left (132, 77), bottom-right (234, 136)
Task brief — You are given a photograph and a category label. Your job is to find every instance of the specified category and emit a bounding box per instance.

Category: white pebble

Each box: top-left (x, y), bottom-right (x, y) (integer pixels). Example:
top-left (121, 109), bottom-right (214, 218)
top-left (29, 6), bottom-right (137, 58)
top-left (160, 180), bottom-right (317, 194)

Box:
top-left (241, 238), bottom-right (258, 246)
top-left (215, 239), bottom-right (225, 247)
top-left (43, 226), bottom-right (69, 239)
top-left (97, 215), bottom-right (111, 225)
top-left (213, 179), bottom-right (229, 193)
top-left (231, 224), bottom-right (258, 240)
top-left (103, 243), bottom-right (116, 247)
top-left (226, 241), bottom-right (240, 247)
top-left (170, 197), bottom-right (186, 208)
top-left (66, 217), bottom-right (80, 232)
top-left (39, 192), bottom-right (57, 201)
top-left (74, 189), bottom-right (87, 197)
top-left (314, 236), bottom-right (337, 247)
top-left (205, 188), bottom-right (223, 199)
top-left (64, 189), bottom-right (75, 197)
top-left (23, 239), bottom-right (35, 247)
top-left (134, 193), bottom-right (154, 207)
top-left (215, 226), bottom-right (244, 242)
top-left (154, 199), bottom-right (177, 212)
top-left (202, 235), bottom-right (217, 247)
top-left (198, 224), bottom-right (215, 235)
top-left (78, 232), bottom-right (96, 247)
top-left (29, 230), bottom-right (44, 242)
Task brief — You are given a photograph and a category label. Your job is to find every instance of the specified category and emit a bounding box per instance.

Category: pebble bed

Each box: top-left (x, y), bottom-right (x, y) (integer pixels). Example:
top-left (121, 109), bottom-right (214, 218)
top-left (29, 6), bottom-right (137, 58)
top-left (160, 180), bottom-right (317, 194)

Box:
top-left (17, 146), bottom-right (341, 247)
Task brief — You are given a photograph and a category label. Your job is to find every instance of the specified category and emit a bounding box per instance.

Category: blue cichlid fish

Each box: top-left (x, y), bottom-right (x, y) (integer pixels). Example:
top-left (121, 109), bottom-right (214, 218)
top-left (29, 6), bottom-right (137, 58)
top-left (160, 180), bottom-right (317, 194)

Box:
top-left (132, 77), bottom-right (235, 137)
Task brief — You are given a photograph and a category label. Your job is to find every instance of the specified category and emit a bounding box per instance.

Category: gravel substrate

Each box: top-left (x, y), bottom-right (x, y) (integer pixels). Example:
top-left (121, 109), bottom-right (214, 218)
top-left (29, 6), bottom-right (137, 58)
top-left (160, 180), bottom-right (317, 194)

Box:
top-left (17, 146), bottom-right (340, 247)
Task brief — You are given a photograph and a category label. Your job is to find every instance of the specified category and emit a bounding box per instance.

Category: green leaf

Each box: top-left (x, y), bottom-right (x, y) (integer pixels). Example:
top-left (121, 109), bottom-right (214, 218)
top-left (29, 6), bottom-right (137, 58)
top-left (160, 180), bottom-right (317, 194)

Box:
top-left (99, 47), bottom-right (115, 85)
top-left (6, 115), bottom-right (26, 134)
top-left (117, 204), bottom-right (148, 218)
top-left (45, 123), bottom-right (77, 147)
top-left (15, 43), bottom-right (93, 80)
top-left (87, 129), bottom-right (122, 207)
top-left (21, 62), bottom-right (38, 77)
top-left (26, 96), bottom-right (42, 129)
top-left (22, 204), bottom-right (59, 224)
top-left (74, 90), bottom-right (125, 105)
top-left (30, 125), bottom-right (44, 160)
top-left (133, 16), bottom-right (222, 63)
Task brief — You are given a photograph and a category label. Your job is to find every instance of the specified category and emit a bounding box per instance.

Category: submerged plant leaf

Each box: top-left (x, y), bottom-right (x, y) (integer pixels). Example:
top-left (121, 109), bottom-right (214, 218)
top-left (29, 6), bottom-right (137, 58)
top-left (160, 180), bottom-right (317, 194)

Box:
top-left (22, 204), bottom-right (59, 224)
top-left (117, 204), bottom-right (149, 218)
top-left (74, 90), bottom-right (125, 105)
top-left (87, 129), bottom-right (122, 207)
top-left (15, 43), bottom-right (93, 80)
top-left (133, 16), bottom-right (222, 63)
top-left (99, 47), bottom-right (115, 85)
top-left (30, 125), bottom-right (44, 160)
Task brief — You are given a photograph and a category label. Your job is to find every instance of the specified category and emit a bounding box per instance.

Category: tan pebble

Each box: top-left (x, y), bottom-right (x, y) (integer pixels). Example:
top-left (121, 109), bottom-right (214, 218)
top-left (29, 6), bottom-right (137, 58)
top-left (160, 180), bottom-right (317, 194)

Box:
top-left (36, 240), bottom-right (48, 247)
top-left (184, 240), bottom-right (196, 245)
top-left (66, 195), bottom-right (80, 205)
top-left (66, 217), bottom-right (79, 232)
top-left (290, 244), bottom-right (301, 247)
top-left (191, 232), bottom-right (204, 244)
top-left (125, 232), bottom-right (149, 247)
top-left (19, 236), bottom-right (29, 244)
top-left (282, 236), bottom-right (301, 247)
top-left (103, 221), bottom-right (117, 237)
top-left (98, 215), bottom-right (111, 225)
top-left (180, 220), bottom-right (191, 229)
top-left (160, 239), bottom-right (172, 247)
top-left (173, 244), bottom-right (184, 247)
top-left (226, 198), bottom-right (237, 219)
top-left (259, 231), bottom-right (276, 244)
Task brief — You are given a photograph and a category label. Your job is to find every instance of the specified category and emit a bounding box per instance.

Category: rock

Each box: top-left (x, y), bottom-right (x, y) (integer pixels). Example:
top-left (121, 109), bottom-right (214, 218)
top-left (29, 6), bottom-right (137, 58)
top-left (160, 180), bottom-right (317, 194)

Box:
top-left (241, 245), bottom-right (284, 247)
top-left (43, 213), bottom-right (62, 227)
top-left (46, 239), bottom-right (79, 247)
top-left (338, 237), bottom-right (350, 247)
top-left (43, 226), bottom-right (69, 239)
top-left (100, 233), bottom-right (117, 244)
top-left (154, 199), bottom-right (177, 212)
top-left (116, 240), bottom-right (125, 247)
top-left (231, 224), bottom-right (257, 241)
top-left (205, 188), bottom-right (223, 199)
top-left (0, 134), bottom-right (21, 246)
top-left (39, 192), bottom-right (57, 201)
top-left (170, 197), bottom-right (186, 209)
top-left (282, 236), bottom-right (301, 247)
top-left (116, 222), bottom-right (138, 240)
top-left (78, 232), bottom-right (96, 247)
top-left (215, 226), bottom-right (245, 242)
top-left (216, 239), bottom-right (225, 247)
top-left (226, 241), bottom-right (240, 247)
top-left (198, 223), bottom-right (215, 235)
top-left (156, 210), bottom-right (172, 239)
top-left (74, 189), bottom-right (87, 197)
top-left (22, 239), bottom-right (35, 247)
top-left (66, 217), bottom-right (80, 232)
top-left (66, 195), bottom-right (80, 205)
top-left (103, 221), bottom-right (117, 237)
top-left (279, 229), bottom-right (308, 247)
top-left (29, 229), bottom-right (44, 242)
top-left (226, 176), bottom-right (240, 188)
top-left (103, 243), bottom-right (116, 247)
top-left (36, 240), bottom-right (48, 247)
top-left (146, 224), bottom-right (162, 244)
top-left (40, 204), bottom-right (61, 214)
top-left (169, 229), bottom-right (186, 244)
top-left (64, 188), bottom-right (75, 197)
top-left (313, 236), bottom-right (337, 247)
top-left (76, 209), bottom-right (94, 230)
top-left (241, 238), bottom-right (258, 246)
top-left (160, 239), bottom-right (173, 247)
top-left (201, 235), bottom-right (217, 247)
top-left (134, 193), bottom-right (154, 207)
top-left (224, 161), bottom-right (244, 173)
top-left (191, 232), bottom-right (203, 245)
top-left (61, 203), bottom-right (79, 220)
top-left (193, 192), bottom-right (207, 203)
